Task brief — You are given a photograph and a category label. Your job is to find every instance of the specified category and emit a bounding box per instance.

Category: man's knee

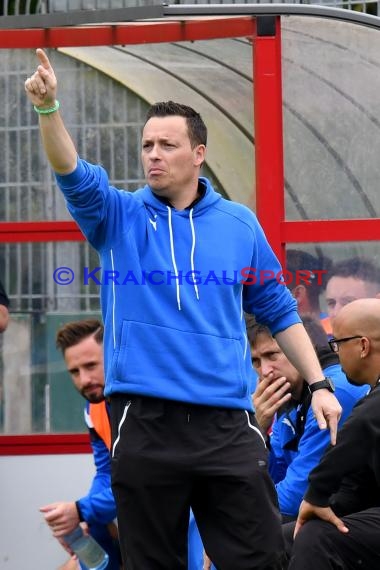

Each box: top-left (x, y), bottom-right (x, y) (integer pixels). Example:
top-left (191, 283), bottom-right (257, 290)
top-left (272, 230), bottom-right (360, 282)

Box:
top-left (282, 521), bottom-right (296, 558)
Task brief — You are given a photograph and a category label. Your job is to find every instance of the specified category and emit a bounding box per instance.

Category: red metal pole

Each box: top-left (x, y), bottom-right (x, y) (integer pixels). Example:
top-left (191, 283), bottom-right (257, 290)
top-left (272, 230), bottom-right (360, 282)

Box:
top-left (253, 16), bottom-right (285, 264)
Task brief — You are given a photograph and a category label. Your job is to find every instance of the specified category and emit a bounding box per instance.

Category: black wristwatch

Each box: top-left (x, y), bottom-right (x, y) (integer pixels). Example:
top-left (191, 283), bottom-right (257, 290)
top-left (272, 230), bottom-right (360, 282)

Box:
top-left (308, 377), bottom-right (335, 394)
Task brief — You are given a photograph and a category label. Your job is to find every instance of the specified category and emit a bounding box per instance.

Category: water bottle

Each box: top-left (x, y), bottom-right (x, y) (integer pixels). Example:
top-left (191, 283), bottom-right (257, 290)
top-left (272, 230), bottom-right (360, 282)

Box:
top-left (64, 525), bottom-right (109, 570)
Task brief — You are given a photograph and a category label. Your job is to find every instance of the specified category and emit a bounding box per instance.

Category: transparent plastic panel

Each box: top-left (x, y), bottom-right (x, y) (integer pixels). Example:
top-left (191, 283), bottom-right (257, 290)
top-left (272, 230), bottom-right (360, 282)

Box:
top-left (285, 242), bottom-right (380, 322)
top-left (282, 16), bottom-right (380, 220)
top-left (0, 241), bottom-right (101, 434)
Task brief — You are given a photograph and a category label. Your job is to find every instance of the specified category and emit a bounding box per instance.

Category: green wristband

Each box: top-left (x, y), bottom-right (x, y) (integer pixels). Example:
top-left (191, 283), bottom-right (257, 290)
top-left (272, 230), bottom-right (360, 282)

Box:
top-left (33, 100), bottom-right (60, 115)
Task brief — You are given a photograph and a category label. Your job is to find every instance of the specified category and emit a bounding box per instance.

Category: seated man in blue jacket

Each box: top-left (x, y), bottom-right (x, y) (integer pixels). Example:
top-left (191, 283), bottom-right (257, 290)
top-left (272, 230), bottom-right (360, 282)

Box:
top-left (204, 315), bottom-right (364, 570)
top-left (40, 319), bottom-right (121, 570)
top-left (251, 317), bottom-right (368, 521)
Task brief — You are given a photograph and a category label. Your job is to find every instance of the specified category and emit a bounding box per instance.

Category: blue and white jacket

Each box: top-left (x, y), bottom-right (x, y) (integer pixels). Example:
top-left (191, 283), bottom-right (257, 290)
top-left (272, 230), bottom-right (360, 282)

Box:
top-left (269, 363), bottom-right (368, 517)
top-left (57, 159), bottom-right (300, 410)
top-left (76, 401), bottom-right (116, 524)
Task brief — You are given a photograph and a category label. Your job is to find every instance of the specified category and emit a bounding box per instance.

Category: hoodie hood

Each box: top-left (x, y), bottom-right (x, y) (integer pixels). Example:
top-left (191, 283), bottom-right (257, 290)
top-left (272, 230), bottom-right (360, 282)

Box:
top-left (139, 177), bottom-right (222, 217)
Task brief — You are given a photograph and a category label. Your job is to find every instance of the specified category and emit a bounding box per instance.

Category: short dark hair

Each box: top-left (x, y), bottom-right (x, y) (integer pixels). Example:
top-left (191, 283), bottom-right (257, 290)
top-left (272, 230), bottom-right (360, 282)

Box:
top-left (145, 101), bottom-right (207, 148)
top-left (327, 256), bottom-right (380, 286)
top-left (248, 317), bottom-right (327, 352)
top-left (56, 319), bottom-right (103, 353)
top-left (286, 249), bottom-right (330, 309)
top-left (247, 321), bottom-right (272, 348)
top-left (248, 316), bottom-right (338, 368)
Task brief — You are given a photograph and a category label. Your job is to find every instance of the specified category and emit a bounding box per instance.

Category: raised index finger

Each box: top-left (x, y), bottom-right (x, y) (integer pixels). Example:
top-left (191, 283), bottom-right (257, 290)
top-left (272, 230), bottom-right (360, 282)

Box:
top-left (36, 48), bottom-right (52, 70)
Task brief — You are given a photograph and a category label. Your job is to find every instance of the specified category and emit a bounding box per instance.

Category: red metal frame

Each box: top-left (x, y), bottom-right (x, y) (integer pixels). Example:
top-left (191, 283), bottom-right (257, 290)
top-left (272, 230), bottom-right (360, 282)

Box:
top-left (0, 221), bottom-right (84, 242)
top-left (254, 17), bottom-right (284, 260)
top-left (1, 14), bottom-right (379, 454)
top-left (0, 434), bottom-right (91, 455)
top-left (0, 17), bottom-right (256, 49)
top-left (282, 219), bottom-right (380, 244)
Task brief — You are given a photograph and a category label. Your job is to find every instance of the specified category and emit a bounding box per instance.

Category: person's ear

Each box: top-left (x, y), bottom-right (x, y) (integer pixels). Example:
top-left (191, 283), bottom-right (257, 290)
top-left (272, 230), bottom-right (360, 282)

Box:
top-left (360, 336), bottom-right (371, 357)
top-left (292, 284), bottom-right (307, 302)
top-left (194, 144), bottom-right (206, 167)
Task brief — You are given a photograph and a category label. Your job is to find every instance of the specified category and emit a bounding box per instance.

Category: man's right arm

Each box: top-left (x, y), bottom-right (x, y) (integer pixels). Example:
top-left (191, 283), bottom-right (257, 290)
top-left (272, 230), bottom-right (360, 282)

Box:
top-left (24, 48), bottom-right (77, 174)
top-left (77, 429), bottom-right (117, 524)
top-left (294, 392), bottom-right (377, 535)
top-left (303, 395), bottom-right (373, 510)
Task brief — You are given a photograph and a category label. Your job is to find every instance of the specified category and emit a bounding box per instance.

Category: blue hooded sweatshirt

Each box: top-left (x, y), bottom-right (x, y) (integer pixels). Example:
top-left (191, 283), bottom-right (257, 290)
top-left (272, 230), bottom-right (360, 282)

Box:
top-left (56, 159), bottom-right (300, 411)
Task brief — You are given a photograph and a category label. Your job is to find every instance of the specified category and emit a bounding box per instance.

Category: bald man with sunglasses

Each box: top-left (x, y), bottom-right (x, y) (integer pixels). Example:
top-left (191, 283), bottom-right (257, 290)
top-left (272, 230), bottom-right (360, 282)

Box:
top-left (290, 298), bottom-right (380, 570)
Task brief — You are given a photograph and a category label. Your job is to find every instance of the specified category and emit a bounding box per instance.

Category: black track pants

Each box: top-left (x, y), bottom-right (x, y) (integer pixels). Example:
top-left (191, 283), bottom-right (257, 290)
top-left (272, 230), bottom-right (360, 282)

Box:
top-left (288, 507), bottom-right (380, 570)
top-left (110, 394), bottom-right (285, 570)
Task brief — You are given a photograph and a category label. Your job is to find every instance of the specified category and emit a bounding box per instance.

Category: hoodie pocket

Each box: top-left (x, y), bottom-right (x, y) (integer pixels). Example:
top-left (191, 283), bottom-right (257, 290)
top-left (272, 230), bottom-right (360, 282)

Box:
top-left (112, 320), bottom-right (246, 400)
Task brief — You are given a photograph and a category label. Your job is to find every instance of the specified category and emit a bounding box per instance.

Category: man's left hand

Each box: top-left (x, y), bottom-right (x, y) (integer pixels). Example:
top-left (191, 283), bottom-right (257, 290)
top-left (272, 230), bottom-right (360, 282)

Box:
top-left (294, 500), bottom-right (349, 538)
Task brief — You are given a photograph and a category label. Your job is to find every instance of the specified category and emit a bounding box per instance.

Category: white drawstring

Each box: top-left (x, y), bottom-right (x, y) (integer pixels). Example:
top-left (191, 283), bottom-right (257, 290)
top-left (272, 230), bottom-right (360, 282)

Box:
top-left (167, 206), bottom-right (181, 311)
top-left (166, 206), bottom-right (200, 310)
top-left (110, 249), bottom-right (116, 349)
top-left (189, 208), bottom-right (199, 301)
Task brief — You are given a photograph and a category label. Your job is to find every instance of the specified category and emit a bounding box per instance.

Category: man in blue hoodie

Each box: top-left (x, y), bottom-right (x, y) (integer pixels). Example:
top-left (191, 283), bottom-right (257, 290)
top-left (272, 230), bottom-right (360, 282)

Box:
top-left (26, 49), bottom-right (341, 570)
